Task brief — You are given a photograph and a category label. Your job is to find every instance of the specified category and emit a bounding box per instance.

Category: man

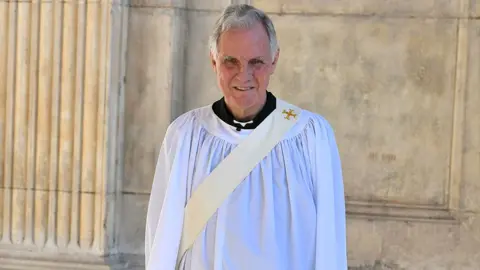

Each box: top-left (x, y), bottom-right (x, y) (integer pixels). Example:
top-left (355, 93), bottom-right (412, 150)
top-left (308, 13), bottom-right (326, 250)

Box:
top-left (145, 4), bottom-right (347, 270)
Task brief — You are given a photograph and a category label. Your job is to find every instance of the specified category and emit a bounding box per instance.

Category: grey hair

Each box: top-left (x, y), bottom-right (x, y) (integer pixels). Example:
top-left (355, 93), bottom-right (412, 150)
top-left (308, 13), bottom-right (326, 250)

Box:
top-left (208, 4), bottom-right (279, 61)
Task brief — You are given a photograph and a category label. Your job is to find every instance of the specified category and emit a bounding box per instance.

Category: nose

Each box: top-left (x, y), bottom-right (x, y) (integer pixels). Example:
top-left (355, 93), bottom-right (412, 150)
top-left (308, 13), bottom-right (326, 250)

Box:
top-left (236, 65), bottom-right (252, 82)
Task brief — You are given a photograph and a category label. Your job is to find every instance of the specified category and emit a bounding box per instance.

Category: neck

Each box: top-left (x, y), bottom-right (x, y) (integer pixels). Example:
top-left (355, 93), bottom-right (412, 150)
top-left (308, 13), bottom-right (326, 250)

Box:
top-left (226, 94), bottom-right (267, 122)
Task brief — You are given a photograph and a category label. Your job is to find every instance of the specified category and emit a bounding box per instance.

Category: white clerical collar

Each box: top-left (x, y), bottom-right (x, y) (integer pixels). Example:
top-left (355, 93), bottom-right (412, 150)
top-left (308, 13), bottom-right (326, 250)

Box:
top-left (232, 119), bottom-right (254, 127)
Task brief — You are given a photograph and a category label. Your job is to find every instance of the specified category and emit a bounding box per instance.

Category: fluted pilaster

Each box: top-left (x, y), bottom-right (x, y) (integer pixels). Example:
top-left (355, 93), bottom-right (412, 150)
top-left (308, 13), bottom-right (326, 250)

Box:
top-left (0, 0), bottom-right (127, 268)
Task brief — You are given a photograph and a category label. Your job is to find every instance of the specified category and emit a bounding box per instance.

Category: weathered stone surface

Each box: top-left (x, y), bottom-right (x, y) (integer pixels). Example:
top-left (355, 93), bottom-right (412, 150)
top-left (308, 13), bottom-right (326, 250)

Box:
top-left (120, 5), bottom-right (188, 266)
top-left (343, 19), bottom-right (480, 270)
top-left (0, 1), bottom-right (125, 268)
top-left (473, 0), bottom-right (480, 17)
top-left (252, 0), bottom-right (464, 17)
top-left (188, 0), bottom-right (231, 10)
top-left (270, 15), bottom-right (458, 205)
top-left (184, 10), bottom-right (223, 110)
top-left (118, 193), bottom-right (150, 254)
top-left (347, 216), bottom-right (480, 268)
top-left (462, 20), bottom-right (480, 212)
top-left (123, 7), bottom-right (179, 193)
top-left (129, 0), bottom-right (185, 8)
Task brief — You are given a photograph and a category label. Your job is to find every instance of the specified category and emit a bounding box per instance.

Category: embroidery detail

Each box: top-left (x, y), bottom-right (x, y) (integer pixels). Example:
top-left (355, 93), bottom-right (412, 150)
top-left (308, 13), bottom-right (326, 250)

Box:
top-left (282, 109), bottom-right (297, 120)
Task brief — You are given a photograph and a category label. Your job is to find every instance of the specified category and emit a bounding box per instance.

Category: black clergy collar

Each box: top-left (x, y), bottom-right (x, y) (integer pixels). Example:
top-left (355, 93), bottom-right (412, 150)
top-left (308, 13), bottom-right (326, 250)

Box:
top-left (212, 91), bottom-right (277, 131)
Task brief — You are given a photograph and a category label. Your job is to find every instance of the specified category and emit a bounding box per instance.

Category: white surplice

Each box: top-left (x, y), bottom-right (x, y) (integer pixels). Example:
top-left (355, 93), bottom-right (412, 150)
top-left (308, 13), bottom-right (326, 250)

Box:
top-left (145, 99), bottom-right (347, 270)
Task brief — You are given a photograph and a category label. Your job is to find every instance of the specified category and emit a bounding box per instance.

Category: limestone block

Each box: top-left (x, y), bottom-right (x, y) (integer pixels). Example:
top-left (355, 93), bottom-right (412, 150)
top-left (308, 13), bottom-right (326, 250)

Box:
top-left (474, 0), bottom-right (480, 17)
top-left (269, 15), bottom-right (458, 210)
top-left (184, 10), bottom-right (224, 111)
top-left (129, 0), bottom-right (186, 8)
top-left (462, 20), bottom-right (480, 212)
top-left (118, 193), bottom-right (149, 255)
top-left (345, 219), bottom-right (383, 265)
top-left (252, 0), bottom-right (464, 17)
top-left (188, 0), bottom-right (232, 11)
top-left (123, 7), bottom-right (187, 193)
top-left (347, 216), bottom-right (480, 268)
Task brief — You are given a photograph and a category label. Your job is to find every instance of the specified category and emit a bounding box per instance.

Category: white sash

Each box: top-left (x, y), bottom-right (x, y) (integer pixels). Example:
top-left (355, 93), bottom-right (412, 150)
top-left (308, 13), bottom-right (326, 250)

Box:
top-left (176, 100), bottom-right (302, 267)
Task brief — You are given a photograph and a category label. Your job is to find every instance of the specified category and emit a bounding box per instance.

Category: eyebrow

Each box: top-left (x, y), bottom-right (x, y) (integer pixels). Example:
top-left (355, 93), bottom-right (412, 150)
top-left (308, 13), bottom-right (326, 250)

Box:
top-left (223, 56), bottom-right (236, 62)
top-left (222, 56), bottom-right (265, 62)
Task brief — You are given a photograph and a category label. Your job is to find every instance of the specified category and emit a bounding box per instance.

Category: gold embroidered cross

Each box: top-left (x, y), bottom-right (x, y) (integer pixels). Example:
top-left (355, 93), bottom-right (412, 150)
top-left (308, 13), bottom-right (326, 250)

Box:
top-left (282, 109), bottom-right (297, 120)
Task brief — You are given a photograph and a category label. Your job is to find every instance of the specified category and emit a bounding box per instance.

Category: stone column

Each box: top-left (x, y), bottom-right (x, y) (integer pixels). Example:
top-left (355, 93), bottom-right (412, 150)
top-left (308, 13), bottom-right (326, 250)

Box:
top-left (0, 0), bottom-right (127, 268)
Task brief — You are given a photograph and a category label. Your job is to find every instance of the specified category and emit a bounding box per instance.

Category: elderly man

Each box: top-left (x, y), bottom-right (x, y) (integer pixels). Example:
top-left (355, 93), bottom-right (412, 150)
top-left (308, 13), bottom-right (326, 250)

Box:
top-left (145, 4), bottom-right (347, 270)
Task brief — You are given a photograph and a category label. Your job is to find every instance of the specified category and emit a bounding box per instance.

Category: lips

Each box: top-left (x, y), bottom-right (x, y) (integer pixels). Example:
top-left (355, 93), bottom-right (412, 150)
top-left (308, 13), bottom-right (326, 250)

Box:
top-left (233, 86), bottom-right (254, 91)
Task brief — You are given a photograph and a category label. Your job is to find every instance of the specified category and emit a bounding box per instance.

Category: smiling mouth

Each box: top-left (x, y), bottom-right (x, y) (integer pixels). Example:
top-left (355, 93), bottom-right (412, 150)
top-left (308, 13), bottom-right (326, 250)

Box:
top-left (233, 86), bottom-right (254, 91)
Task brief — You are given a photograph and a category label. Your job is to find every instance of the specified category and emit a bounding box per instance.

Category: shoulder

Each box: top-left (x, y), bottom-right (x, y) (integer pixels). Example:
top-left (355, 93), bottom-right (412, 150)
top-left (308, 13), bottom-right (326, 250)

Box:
top-left (304, 110), bottom-right (337, 141)
top-left (300, 108), bottom-right (334, 128)
top-left (294, 107), bottom-right (341, 153)
top-left (304, 109), bottom-right (335, 133)
top-left (279, 99), bottom-right (336, 140)
top-left (163, 105), bottom-right (211, 141)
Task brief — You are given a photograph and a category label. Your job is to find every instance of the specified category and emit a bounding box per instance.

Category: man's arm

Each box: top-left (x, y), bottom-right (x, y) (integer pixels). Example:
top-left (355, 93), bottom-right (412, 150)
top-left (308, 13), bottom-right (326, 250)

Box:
top-left (326, 121), bottom-right (347, 269)
top-left (144, 113), bottom-right (194, 269)
top-left (145, 138), bottom-right (171, 267)
top-left (312, 116), bottom-right (347, 269)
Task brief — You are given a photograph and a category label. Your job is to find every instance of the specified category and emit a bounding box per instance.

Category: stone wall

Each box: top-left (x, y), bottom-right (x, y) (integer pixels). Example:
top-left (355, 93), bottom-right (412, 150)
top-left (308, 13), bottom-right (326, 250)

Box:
top-left (0, 0), bottom-right (479, 269)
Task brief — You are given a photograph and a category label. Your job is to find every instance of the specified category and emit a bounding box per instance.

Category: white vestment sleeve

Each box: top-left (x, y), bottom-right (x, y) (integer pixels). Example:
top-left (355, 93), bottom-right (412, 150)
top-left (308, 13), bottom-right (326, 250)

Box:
top-left (313, 117), bottom-right (348, 269)
top-left (145, 115), bottom-right (194, 270)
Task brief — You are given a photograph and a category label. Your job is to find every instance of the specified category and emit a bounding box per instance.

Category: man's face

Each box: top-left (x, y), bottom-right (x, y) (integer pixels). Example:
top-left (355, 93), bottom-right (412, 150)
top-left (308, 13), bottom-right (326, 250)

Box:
top-left (210, 22), bottom-right (279, 118)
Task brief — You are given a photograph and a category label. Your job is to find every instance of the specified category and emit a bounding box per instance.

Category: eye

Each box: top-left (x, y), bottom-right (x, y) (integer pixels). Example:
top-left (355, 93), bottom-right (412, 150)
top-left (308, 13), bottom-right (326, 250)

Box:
top-left (223, 57), bottom-right (238, 66)
top-left (250, 59), bottom-right (264, 65)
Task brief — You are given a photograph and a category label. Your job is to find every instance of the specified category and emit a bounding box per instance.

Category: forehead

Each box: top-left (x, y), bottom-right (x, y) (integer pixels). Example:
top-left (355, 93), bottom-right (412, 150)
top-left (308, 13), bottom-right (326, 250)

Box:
top-left (217, 22), bottom-right (271, 60)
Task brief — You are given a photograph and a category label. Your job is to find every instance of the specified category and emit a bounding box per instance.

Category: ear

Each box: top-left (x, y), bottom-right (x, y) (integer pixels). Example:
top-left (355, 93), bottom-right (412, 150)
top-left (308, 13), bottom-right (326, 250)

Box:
top-left (209, 51), bottom-right (217, 72)
top-left (270, 48), bottom-right (280, 74)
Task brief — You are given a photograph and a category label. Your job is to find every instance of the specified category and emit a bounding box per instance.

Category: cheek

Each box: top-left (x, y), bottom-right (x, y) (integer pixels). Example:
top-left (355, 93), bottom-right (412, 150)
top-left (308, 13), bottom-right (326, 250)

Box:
top-left (218, 69), bottom-right (235, 84)
top-left (253, 70), bottom-right (271, 84)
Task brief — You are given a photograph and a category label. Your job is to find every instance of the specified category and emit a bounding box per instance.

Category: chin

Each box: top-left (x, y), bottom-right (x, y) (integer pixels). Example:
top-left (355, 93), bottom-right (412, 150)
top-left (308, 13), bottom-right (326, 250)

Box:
top-left (232, 98), bottom-right (262, 113)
